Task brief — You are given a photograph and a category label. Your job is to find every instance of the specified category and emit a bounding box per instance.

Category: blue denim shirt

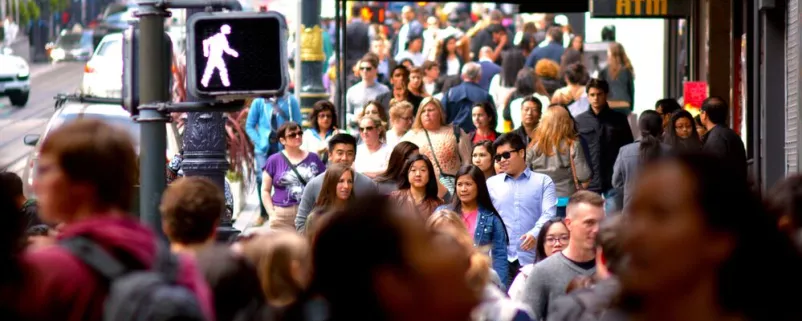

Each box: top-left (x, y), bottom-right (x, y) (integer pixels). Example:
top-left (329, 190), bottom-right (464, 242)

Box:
top-left (245, 95), bottom-right (302, 155)
top-left (487, 168), bottom-right (557, 265)
top-left (436, 204), bottom-right (510, 285)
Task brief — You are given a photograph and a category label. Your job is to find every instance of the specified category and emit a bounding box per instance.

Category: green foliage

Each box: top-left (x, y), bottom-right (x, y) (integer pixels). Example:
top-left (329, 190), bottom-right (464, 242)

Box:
top-left (49, 0), bottom-right (68, 13)
top-left (5, 0), bottom-right (40, 26)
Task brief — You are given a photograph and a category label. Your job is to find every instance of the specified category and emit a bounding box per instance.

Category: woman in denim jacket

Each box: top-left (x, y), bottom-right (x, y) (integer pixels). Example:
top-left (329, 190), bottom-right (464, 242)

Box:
top-left (436, 165), bottom-right (510, 285)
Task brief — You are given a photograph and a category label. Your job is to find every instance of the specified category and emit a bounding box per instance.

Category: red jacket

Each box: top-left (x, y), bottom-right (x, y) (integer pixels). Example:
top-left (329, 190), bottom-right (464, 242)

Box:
top-left (17, 215), bottom-right (215, 321)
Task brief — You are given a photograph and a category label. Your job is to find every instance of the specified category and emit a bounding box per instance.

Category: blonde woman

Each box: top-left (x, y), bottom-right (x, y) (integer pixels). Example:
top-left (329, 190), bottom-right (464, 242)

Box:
top-left (527, 105), bottom-right (591, 218)
top-left (599, 42), bottom-right (635, 113)
top-left (240, 231), bottom-right (311, 308)
top-left (386, 101), bottom-right (415, 148)
top-left (400, 97), bottom-right (471, 195)
top-left (354, 115), bottom-right (391, 179)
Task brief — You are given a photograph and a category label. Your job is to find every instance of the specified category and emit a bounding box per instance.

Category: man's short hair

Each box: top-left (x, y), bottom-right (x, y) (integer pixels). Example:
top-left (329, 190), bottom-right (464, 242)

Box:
top-left (547, 26), bottom-right (563, 43)
top-left (160, 177), bottom-right (225, 245)
top-left (461, 62), bottom-right (481, 81)
top-left (596, 215), bottom-right (625, 274)
top-left (701, 96), bottom-right (729, 125)
top-left (328, 133), bottom-right (357, 152)
top-left (0, 172), bottom-right (23, 199)
top-left (40, 119), bottom-right (137, 210)
top-left (567, 190), bottom-right (605, 209)
top-left (586, 78), bottom-right (610, 94)
top-left (486, 23), bottom-right (504, 35)
top-left (492, 132), bottom-right (526, 153)
top-left (360, 53), bottom-right (379, 68)
top-left (422, 60), bottom-right (439, 71)
top-left (521, 96), bottom-right (542, 111)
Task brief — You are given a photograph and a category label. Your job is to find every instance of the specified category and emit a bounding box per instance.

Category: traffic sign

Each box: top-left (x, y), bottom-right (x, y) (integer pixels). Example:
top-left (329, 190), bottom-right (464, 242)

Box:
top-left (187, 11), bottom-right (289, 98)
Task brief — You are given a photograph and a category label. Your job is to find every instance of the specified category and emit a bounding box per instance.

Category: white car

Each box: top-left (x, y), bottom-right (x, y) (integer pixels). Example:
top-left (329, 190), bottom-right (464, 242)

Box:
top-left (81, 33), bottom-right (123, 98)
top-left (0, 48), bottom-right (31, 106)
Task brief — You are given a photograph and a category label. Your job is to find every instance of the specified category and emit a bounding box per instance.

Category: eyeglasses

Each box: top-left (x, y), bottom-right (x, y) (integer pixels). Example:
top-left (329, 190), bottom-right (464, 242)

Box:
top-left (284, 131), bottom-right (302, 139)
top-left (318, 113), bottom-right (333, 119)
top-left (545, 235), bottom-right (570, 244)
top-left (494, 150), bottom-right (520, 162)
top-left (360, 66), bottom-right (374, 71)
top-left (360, 126), bottom-right (376, 132)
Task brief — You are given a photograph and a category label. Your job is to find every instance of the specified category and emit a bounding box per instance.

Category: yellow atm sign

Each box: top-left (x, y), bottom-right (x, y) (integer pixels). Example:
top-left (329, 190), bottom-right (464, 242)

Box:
top-left (591, 0), bottom-right (692, 18)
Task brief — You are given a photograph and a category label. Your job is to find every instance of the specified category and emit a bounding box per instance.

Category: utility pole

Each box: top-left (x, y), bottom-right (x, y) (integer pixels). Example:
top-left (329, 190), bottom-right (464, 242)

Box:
top-left (298, 0), bottom-right (328, 127)
top-left (136, 2), bottom-right (170, 239)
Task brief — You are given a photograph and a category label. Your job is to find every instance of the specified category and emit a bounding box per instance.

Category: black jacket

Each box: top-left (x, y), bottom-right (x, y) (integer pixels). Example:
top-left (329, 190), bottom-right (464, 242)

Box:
top-left (376, 90), bottom-right (423, 116)
top-left (702, 125), bottom-right (748, 182)
top-left (575, 105), bottom-right (634, 193)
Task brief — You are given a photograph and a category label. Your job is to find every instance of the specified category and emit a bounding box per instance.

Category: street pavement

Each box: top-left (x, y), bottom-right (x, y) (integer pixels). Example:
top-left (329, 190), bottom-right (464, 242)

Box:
top-left (0, 36), bottom-right (88, 175)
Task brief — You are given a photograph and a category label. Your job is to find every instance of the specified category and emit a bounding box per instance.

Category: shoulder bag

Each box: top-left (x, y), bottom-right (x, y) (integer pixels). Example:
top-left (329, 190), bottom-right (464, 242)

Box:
top-left (424, 125), bottom-right (462, 194)
top-left (280, 152), bottom-right (308, 186)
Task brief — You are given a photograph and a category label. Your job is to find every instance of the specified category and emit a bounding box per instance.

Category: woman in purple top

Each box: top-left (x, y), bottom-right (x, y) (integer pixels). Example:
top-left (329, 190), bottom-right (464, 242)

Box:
top-left (261, 122), bottom-right (326, 231)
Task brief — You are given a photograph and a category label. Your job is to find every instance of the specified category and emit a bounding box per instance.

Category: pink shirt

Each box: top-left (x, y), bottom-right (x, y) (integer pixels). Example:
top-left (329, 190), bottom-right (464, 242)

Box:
top-left (463, 209), bottom-right (479, 236)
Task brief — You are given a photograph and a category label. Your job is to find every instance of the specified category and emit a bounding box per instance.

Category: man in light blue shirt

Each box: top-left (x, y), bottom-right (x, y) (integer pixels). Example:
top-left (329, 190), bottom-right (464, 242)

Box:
top-left (487, 133), bottom-right (557, 285)
top-left (245, 93), bottom-right (301, 224)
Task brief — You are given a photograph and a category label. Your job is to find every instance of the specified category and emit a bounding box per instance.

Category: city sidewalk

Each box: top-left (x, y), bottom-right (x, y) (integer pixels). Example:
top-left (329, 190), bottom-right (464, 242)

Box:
top-left (232, 187), bottom-right (266, 235)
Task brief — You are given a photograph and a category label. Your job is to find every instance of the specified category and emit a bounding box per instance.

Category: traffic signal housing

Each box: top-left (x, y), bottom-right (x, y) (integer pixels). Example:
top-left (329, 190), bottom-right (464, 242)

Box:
top-left (187, 11), bottom-right (289, 99)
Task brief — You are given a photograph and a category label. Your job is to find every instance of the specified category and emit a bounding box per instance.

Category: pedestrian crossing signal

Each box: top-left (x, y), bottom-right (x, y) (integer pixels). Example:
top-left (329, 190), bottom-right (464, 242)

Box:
top-left (187, 11), bottom-right (289, 99)
top-left (360, 6), bottom-right (385, 24)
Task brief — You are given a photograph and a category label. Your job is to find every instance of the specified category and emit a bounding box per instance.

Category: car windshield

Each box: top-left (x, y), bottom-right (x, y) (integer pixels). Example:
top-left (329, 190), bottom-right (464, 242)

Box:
top-left (50, 112), bottom-right (141, 149)
top-left (105, 10), bottom-right (137, 23)
top-left (96, 39), bottom-right (122, 57)
top-left (56, 33), bottom-right (93, 48)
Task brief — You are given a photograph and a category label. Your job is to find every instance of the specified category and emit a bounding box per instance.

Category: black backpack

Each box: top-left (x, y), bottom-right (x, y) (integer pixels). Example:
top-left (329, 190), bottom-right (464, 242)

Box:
top-left (60, 236), bottom-right (206, 321)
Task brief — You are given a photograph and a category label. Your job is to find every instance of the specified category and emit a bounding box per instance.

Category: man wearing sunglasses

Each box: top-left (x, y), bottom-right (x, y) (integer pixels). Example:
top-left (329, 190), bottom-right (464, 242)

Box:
top-left (487, 133), bottom-right (557, 287)
top-left (346, 56), bottom-right (390, 118)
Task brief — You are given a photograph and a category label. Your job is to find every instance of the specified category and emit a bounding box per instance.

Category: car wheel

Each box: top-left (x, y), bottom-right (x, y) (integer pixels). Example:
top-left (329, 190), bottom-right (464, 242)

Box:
top-left (9, 91), bottom-right (29, 107)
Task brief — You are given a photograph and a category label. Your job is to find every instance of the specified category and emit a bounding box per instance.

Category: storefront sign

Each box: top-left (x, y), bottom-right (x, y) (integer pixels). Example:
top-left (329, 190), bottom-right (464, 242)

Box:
top-left (683, 81), bottom-right (708, 116)
top-left (591, 0), bottom-right (692, 18)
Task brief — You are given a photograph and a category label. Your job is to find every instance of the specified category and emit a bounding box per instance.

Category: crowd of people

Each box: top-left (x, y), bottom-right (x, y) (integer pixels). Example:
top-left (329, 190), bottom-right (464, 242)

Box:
top-left (0, 4), bottom-right (797, 321)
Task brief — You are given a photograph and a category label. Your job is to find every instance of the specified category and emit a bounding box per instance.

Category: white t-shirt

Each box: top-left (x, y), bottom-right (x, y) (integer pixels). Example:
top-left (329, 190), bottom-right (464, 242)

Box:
top-left (354, 143), bottom-right (391, 175)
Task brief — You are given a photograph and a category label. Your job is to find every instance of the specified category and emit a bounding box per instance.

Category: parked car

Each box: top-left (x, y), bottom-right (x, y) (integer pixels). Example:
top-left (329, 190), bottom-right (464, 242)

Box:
top-left (21, 101), bottom-right (181, 198)
top-left (0, 47), bottom-right (30, 107)
top-left (81, 33), bottom-right (123, 98)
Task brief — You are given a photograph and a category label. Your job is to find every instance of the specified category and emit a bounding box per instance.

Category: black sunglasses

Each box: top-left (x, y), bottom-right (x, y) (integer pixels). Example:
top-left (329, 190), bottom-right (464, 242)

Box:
top-left (494, 150), bottom-right (521, 162)
top-left (284, 131), bottom-right (302, 139)
top-left (360, 126), bottom-right (376, 132)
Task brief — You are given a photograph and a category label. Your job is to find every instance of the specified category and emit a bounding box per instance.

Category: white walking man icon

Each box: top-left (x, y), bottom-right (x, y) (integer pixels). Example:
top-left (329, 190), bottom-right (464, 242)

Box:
top-left (200, 24), bottom-right (239, 88)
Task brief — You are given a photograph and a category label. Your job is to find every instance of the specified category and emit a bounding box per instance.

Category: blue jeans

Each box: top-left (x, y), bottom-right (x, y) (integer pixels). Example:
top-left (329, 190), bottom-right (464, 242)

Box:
top-left (255, 153), bottom-right (268, 219)
top-left (603, 188), bottom-right (622, 215)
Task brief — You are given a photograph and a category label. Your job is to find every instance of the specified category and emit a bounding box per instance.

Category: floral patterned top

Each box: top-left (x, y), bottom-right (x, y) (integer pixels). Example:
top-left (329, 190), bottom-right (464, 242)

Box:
top-left (400, 126), bottom-right (472, 177)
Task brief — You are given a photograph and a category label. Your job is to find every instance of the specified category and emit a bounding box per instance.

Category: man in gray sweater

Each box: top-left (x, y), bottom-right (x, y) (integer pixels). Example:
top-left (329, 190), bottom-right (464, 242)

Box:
top-left (521, 191), bottom-right (605, 320)
top-left (295, 134), bottom-right (377, 232)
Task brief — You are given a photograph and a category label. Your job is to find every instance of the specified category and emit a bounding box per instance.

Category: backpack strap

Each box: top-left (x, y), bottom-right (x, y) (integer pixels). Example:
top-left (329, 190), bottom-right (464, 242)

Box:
top-left (452, 124), bottom-right (462, 163)
top-left (61, 236), bottom-right (127, 280)
top-left (152, 240), bottom-right (180, 284)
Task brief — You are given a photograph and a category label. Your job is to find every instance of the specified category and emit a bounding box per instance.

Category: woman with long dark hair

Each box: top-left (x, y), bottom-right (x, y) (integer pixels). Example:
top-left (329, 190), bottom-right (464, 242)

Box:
top-left (389, 154), bottom-right (444, 219)
top-left (469, 102), bottom-right (501, 144)
top-left (472, 140), bottom-right (496, 180)
top-left (619, 153), bottom-right (802, 321)
top-left (374, 141), bottom-right (419, 195)
top-left (438, 35), bottom-right (464, 77)
top-left (435, 165), bottom-right (510, 285)
top-left (612, 110), bottom-right (669, 209)
top-left (664, 109), bottom-right (702, 152)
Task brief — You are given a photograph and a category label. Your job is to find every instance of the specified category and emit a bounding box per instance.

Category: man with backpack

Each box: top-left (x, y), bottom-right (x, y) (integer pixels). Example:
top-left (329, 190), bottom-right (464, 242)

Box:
top-left (442, 62), bottom-right (496, 133)
top-left (245, 93), bottom-right (302, 225)
top-left (17, 119), bottom-right (213, 321)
